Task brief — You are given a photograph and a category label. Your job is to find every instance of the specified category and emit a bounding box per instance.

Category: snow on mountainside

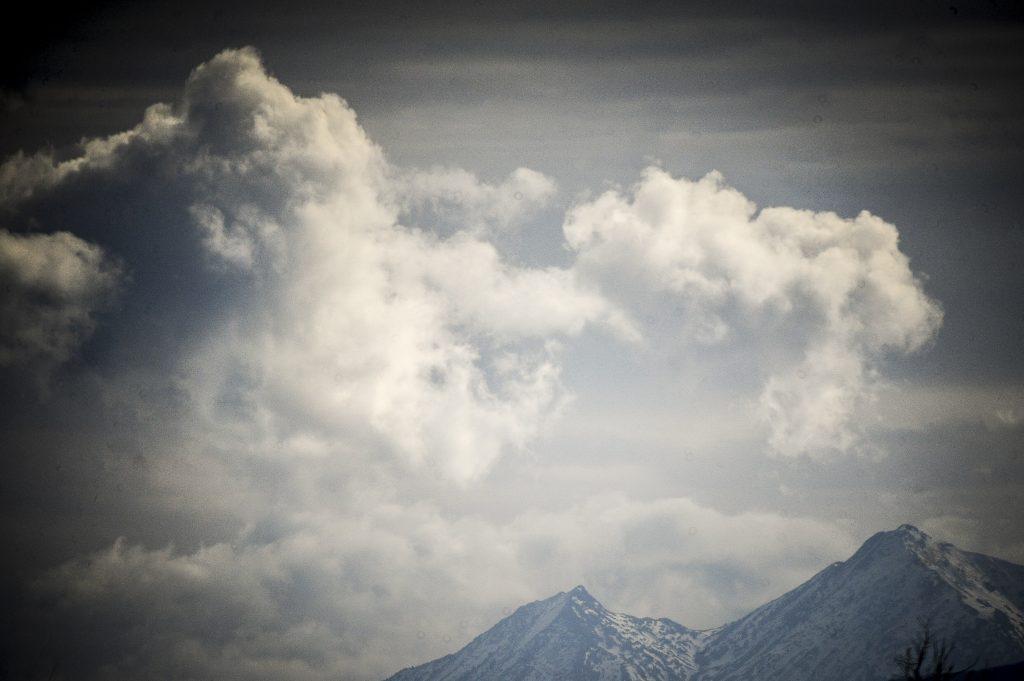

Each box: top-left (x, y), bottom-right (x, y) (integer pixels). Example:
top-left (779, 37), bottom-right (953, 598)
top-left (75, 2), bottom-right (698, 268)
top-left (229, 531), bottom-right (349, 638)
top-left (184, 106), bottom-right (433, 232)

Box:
top-left (693, 524), bottom-right (1024, 681)
top-left (384, 526), bottom-right (1024, 681)
top-left (385, 585), bottom-right (708, 681)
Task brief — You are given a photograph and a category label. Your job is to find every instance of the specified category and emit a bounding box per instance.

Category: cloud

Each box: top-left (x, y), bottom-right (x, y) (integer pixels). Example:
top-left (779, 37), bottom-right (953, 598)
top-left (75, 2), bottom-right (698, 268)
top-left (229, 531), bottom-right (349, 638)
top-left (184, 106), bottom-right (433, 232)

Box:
top-left (0, 47), bottom-right (619, 482)
top-left (16, 495), bottom-right (853, 681)
top-left (564, 167), bottom-right (942, 457)
top-left (0, 47), bottom-right (941, 471)
top-left (396, 165), bottom-right (557, 234)
top-left (0, 45), bottom-right (945, 681)
top-left (0, 228), bottom-right (121, 373)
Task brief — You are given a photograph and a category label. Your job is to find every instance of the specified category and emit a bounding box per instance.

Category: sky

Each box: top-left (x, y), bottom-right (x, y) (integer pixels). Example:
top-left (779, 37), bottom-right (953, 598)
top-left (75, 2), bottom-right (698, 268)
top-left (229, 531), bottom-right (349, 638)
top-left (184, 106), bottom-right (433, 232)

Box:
top-left (1, 1), bottom-right (1023, 679)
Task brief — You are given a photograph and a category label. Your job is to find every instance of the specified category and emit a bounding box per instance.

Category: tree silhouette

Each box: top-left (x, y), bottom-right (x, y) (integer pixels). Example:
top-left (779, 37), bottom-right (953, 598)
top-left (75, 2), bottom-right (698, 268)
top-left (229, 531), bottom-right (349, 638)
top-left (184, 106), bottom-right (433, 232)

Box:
top-left (894, 620), bottom-right (977, 680)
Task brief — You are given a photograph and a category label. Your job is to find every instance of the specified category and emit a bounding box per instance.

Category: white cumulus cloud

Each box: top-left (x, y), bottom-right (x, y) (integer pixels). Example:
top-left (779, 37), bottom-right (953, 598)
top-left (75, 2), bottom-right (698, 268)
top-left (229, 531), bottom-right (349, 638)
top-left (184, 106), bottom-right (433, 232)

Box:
top-left (564, 167), bottom-right (942, 457)
top-left (0, 47), bottom-right (621, 482)
top-left (396, 165), bottom-right (558, 234)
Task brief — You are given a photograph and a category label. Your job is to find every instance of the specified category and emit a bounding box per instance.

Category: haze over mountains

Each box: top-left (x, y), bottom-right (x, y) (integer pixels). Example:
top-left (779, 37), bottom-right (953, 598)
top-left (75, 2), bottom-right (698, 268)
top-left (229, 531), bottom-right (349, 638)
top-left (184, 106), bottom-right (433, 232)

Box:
top-left (386, 526), bottom-right (1024, 681)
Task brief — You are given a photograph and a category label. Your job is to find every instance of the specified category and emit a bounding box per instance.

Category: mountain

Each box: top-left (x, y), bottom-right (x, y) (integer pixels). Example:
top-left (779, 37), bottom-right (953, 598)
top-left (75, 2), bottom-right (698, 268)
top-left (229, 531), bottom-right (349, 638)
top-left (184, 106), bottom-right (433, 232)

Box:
top-left (694, 524), bottom-right (1024, 680)
top-left (385, 526), bottom-right (1024, 681)
top-left (386, 585), bottom-right (708, 681)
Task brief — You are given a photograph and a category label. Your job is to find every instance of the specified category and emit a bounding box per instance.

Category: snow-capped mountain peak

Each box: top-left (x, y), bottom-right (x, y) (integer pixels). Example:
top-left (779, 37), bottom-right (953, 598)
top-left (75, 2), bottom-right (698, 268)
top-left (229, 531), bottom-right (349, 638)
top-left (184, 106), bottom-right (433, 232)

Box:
top-left (694, 524), bottom-right (1024, 681)
top-left (839, 525), bottom-right (1024, 642)
top-left (386, 586), bottom-right (707, 681)
top-left (385, 527), bottom-right (1024, 681)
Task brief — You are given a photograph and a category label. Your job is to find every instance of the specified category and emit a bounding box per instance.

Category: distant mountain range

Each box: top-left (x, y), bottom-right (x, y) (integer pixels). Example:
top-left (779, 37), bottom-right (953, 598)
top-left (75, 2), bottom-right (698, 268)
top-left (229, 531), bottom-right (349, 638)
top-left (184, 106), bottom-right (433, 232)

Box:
top-left (385, 525), bottom-right (1024, 681)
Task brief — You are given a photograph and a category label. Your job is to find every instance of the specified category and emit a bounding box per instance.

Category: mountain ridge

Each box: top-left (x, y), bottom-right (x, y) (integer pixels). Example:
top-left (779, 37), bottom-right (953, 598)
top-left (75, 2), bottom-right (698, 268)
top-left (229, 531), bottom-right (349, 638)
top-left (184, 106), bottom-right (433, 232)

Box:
top-left (385, 526), bottom-right (1024, 681)
top-left (388, 584), bottom-right (707, 681)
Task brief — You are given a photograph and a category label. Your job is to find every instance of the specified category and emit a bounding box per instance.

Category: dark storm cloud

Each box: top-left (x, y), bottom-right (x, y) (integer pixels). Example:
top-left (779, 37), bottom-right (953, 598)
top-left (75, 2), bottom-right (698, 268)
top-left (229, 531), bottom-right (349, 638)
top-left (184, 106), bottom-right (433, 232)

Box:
top-left (5, 0), bottom-right (1023, 152)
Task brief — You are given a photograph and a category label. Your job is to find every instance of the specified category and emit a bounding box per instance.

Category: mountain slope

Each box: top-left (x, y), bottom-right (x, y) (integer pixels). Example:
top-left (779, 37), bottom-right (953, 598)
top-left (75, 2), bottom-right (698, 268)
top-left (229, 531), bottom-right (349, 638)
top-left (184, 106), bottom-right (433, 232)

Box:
top-left (384, 526), bottom-right (1024, 681)
top-left (693, 525), bottom-right (1024, 681)
top-left (386, 586), bottom-right (707, 681)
